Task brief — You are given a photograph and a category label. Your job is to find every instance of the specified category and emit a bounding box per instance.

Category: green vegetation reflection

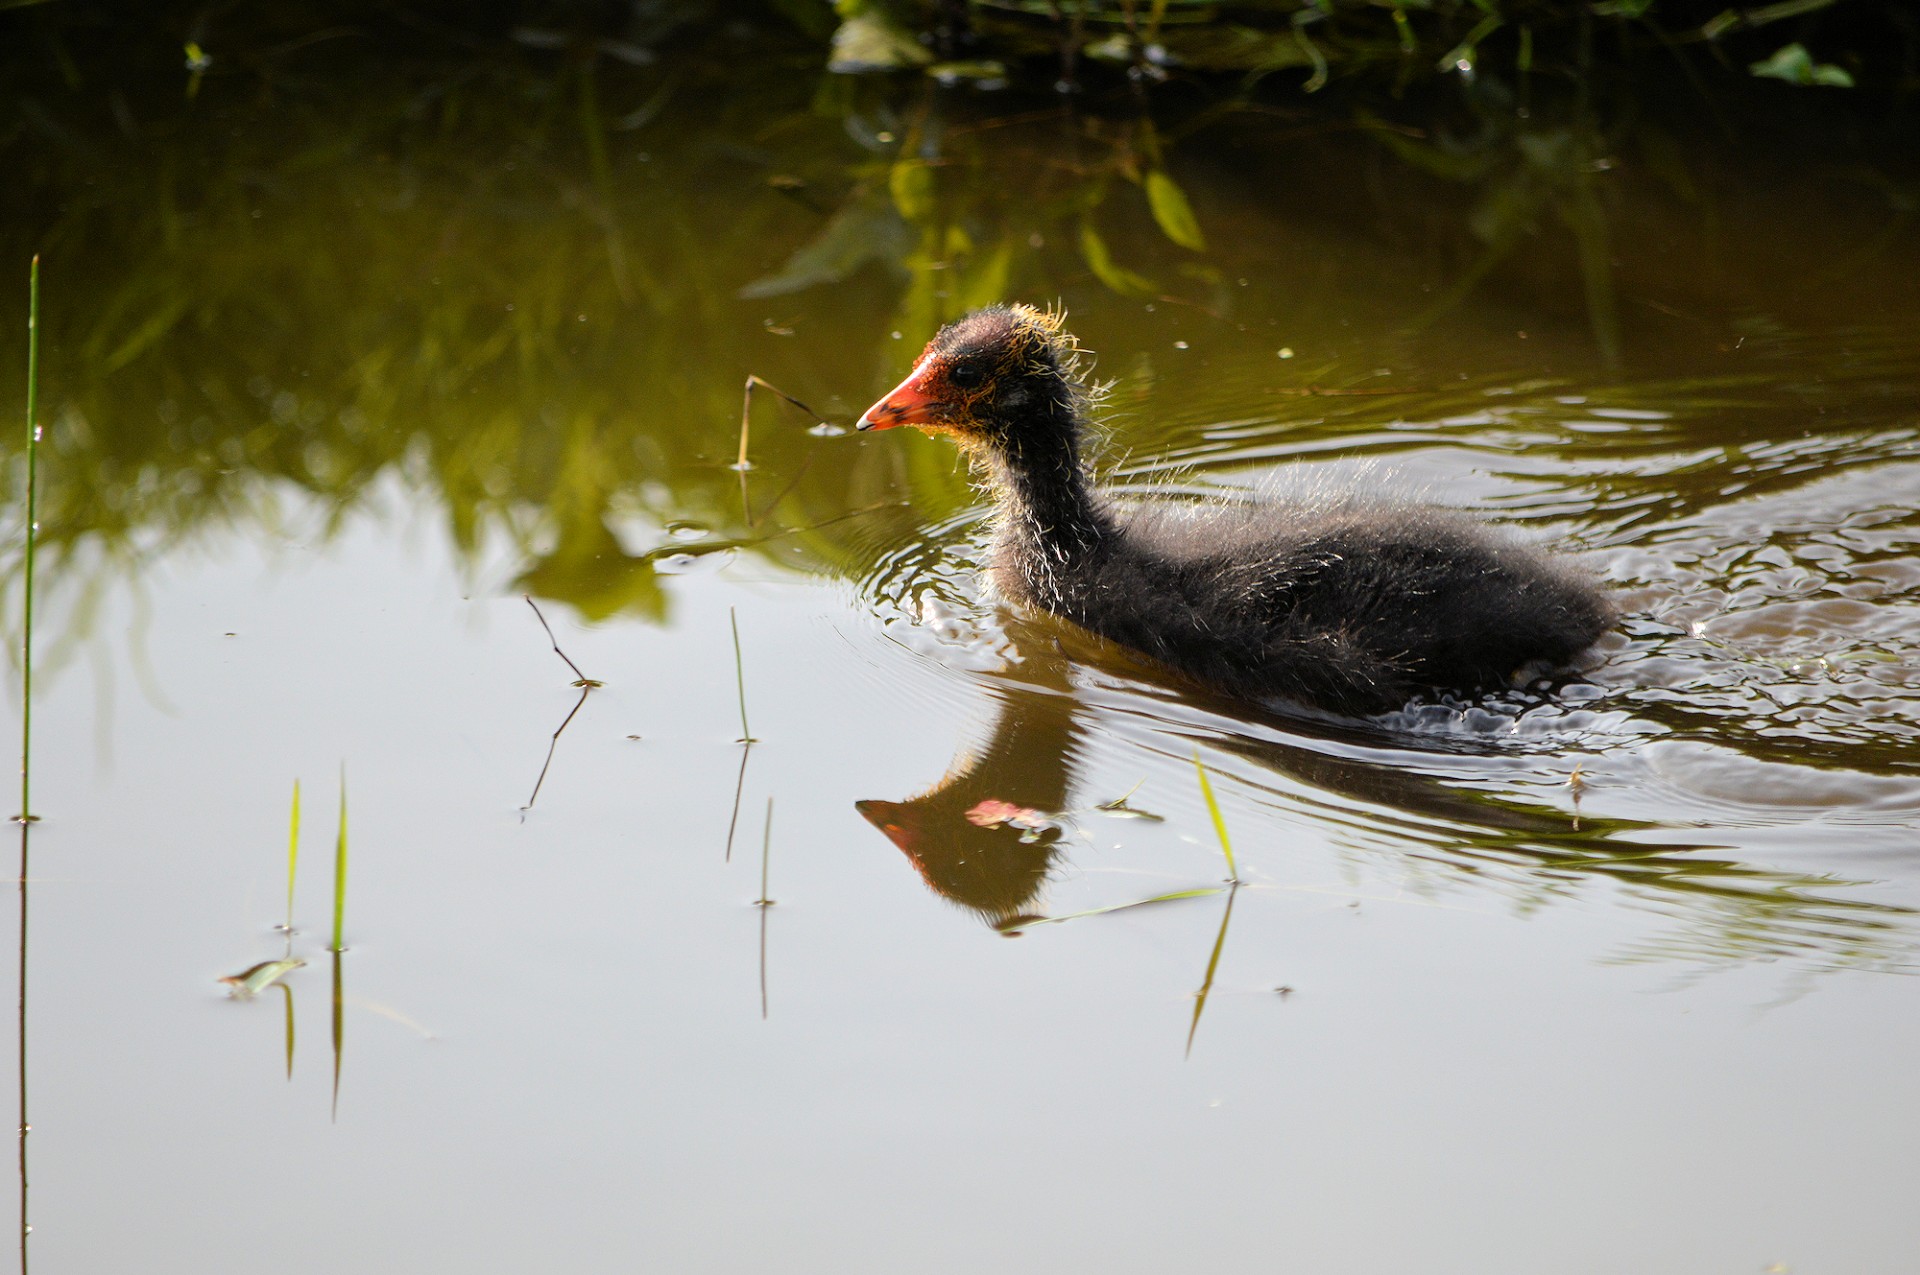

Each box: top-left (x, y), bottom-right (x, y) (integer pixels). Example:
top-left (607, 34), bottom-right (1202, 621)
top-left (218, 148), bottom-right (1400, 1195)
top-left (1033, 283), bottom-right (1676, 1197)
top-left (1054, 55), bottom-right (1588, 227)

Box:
top-left (8, 7), bottom-right (1914, 645)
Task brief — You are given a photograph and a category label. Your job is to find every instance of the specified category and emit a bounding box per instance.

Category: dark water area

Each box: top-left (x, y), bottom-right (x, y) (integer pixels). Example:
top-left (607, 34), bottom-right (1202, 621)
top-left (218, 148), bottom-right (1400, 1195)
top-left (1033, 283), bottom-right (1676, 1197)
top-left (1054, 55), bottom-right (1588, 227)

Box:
top-left (2, 10), bottom-right (1919, 1272)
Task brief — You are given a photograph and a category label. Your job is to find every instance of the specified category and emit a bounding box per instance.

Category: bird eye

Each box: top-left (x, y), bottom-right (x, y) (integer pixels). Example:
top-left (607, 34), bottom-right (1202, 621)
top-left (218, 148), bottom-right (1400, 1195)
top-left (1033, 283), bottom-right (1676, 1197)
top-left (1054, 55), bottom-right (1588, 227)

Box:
top-left (948, 362), bottom-right (985, 390)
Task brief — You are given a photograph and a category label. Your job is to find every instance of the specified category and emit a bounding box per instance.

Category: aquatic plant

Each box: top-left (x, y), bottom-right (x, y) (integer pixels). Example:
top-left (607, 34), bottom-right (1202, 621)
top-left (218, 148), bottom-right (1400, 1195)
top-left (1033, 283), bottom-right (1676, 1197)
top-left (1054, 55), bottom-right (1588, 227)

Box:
top-left (1193, 750), bottom-right (1240, 883)
top-left (330, 767), bottom-right (348, 954)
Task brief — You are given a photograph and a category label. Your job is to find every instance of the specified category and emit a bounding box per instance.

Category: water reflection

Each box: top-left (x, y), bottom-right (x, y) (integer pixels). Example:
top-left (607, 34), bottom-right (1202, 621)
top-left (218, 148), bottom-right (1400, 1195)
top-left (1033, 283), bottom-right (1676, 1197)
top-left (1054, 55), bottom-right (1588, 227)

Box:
top-left (330, 951), bottom-right (344, 1122)
top-left (856, 650), bottom-right (1083, 930)
top-left (3, 10), bottom-right (1917, 978)
top-left (12, 823), bottom-right (26, 1274)
top-left (520, 597), bottom-right (605, 813)
top-left (859, 628), bottom-right (1917, 972)
top-left (7, 25), bottom-right (1917, 660)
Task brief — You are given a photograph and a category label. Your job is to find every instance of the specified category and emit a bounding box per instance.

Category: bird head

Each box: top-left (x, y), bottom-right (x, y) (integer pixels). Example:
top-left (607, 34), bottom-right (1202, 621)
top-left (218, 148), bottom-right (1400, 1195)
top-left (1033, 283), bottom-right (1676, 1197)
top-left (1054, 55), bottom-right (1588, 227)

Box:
top-left (856, 304), bottom-right (1086, 452)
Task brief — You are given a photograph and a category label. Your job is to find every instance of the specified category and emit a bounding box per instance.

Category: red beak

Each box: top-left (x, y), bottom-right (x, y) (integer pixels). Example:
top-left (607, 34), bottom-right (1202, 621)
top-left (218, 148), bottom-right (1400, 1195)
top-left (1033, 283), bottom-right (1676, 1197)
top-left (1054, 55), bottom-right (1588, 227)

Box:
top-left (856, 365), bottom-right (946, 431)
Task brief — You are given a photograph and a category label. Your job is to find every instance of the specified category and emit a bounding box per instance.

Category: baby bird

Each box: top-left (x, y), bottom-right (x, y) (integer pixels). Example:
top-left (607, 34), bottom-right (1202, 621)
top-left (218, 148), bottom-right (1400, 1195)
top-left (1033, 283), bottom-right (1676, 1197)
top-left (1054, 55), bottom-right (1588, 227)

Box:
top-left (856, 305), bottom-right (1612, 714)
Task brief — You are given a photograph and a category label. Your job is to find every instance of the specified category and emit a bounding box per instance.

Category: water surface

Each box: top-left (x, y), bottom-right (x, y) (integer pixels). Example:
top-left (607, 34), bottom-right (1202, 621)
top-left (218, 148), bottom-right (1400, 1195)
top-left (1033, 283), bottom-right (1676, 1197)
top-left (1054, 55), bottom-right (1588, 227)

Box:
top-left (4, 22), bottom-right (1919, 1273)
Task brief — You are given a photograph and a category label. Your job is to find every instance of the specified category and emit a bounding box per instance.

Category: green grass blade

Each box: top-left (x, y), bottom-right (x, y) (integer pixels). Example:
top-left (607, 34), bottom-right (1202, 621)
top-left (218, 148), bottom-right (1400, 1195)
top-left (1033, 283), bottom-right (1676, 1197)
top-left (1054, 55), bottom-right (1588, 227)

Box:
top-left (329, 765), bottom-right (347, 952)
top-left (1193, 750), bottom-right (1238, 881)
top-left (286, 778), bottom-right (300, 935)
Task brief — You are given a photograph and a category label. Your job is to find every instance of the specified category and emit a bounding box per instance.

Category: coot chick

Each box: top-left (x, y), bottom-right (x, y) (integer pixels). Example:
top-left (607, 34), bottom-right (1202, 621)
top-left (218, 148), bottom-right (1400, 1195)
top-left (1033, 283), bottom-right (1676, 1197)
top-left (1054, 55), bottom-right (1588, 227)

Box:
top-left (855, 305), bottom-right (1613, 715)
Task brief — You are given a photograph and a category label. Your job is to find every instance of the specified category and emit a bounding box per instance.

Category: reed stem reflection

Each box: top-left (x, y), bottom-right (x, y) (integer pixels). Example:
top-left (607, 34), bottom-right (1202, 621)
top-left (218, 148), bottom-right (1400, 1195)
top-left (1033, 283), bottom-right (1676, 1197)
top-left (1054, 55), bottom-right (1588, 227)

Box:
top-left (13, 823), bottom-right (25, 1275)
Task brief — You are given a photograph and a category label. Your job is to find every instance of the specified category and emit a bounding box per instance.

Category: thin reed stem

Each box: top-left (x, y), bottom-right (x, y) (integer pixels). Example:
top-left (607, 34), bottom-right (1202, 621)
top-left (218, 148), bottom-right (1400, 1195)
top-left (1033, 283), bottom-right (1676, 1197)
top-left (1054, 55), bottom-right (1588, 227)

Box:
top-left (285, 779), bottom-right (301, 944)
top-left (14, 260), bottom-right (38, 1268)
top-left (329, 765), bottom-right (347, 953)
top-left (524, 595), bottom-right (600, 686)
top-left (18, 258), bottom-right (38, 826)
top-left (730, 607), bottom-right (755, 744)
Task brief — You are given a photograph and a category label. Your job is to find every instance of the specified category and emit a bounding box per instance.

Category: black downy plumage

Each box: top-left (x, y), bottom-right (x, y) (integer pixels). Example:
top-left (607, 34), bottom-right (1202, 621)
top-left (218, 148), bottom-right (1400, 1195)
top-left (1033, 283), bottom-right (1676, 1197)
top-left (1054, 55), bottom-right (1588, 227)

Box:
top-left (856, 305), bottom-right (1613, 715)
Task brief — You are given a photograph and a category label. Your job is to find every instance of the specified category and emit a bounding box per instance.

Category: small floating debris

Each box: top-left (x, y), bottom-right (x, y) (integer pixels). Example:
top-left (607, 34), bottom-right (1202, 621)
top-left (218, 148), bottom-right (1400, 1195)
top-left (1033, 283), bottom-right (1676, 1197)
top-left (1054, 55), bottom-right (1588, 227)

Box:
top-left (219, 959), bottom-right (305, 999)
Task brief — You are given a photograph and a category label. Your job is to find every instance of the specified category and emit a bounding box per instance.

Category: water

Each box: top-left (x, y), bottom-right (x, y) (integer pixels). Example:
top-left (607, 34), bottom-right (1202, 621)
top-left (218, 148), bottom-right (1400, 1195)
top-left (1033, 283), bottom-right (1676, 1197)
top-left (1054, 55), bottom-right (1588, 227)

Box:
top-left (3, 22), bottom-right (1918, 1273)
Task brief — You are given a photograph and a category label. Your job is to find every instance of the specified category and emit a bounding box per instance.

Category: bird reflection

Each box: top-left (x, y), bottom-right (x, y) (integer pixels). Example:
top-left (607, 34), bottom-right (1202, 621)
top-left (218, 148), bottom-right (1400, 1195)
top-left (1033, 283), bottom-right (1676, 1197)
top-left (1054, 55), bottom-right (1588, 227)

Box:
top-left (856, 644), bottom-right (1083, 931)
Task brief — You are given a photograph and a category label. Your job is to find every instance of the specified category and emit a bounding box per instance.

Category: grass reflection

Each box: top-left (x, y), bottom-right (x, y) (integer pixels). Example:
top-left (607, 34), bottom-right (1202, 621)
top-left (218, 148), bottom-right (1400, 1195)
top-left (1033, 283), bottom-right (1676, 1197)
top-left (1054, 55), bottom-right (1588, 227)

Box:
top-left (1185, 882), bottom-right (1238, 1060)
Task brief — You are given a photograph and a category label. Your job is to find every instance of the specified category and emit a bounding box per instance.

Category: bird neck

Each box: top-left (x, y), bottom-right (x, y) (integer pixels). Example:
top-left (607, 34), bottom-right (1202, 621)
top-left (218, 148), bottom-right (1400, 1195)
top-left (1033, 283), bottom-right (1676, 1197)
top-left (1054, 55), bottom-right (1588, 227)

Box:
top-left (986, 418), bottom-right (1109, 566)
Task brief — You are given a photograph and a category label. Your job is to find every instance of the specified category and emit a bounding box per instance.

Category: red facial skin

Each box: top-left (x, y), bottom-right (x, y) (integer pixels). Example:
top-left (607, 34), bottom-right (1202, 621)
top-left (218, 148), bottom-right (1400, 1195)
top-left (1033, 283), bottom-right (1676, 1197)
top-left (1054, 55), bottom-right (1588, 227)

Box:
top-left (855, 352), bottom-right (992, 442)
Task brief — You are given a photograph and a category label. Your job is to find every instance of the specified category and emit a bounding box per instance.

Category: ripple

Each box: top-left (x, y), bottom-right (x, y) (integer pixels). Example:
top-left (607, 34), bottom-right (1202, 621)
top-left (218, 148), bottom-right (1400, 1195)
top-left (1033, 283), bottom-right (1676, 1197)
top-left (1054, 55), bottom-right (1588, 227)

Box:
top-left (1641, 739), bottom-right (1920, 817)
top-left (653, 546), bottom-right (736, 575)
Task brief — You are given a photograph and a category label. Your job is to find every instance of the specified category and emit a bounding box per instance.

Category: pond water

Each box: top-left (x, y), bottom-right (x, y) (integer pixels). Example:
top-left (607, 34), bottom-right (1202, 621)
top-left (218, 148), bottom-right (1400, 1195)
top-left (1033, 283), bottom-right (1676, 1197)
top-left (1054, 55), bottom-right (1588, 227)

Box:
top-left (4, 22), bottom-right (1919, 1274)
